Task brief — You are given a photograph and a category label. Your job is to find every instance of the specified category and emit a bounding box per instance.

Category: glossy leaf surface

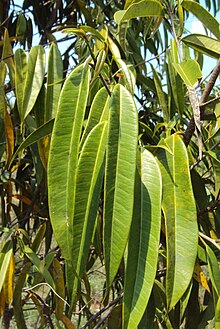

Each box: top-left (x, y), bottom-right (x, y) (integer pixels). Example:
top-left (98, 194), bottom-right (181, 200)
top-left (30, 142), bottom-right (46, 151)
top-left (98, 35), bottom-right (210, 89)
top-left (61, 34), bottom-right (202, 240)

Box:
top-left (123, 148), bottom-right (162, 329)
top-left (48, 64), bottom-right (90, 260)
top-left (157, 134), bottom-right (198, 309)
top-left (104, 84), bottom-right (138, 288)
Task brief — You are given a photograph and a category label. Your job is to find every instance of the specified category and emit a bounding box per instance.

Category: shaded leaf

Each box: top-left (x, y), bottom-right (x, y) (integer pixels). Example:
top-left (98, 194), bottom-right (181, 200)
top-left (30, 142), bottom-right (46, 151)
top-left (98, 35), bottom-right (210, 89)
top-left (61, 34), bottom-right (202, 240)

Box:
top-left (123, 147), bottom-right (162, 329)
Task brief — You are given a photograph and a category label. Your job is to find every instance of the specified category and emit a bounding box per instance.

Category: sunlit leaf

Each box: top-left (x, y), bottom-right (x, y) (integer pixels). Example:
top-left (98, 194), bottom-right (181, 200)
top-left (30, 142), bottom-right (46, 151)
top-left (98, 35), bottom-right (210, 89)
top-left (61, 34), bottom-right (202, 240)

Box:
top-left (182, 34), bottom-right (220, 59)
top-left (104, 84), bottom-right (138, 288)
top-left (156, 134), bottom-right (198, 309)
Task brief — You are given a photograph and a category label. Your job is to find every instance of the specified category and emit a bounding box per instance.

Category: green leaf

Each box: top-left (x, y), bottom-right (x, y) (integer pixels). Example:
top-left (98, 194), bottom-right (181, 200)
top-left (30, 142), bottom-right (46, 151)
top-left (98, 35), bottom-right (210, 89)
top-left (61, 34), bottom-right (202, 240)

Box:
top-left (104, 84), bottom-right (138, 288)
top-left (182, 34), bottom-right (220, 59)
top-left (14, 49), bottom-right (27, 117)
top-left (48, 63), bottom-right (90, 261)
top-left (123, 147), bottom-right (162, 329)
top-left (182, 0), bottom-right (220, 40)
top-left (115, 59), bottom-right (136, 95)
top-left (152, 65), bottom-right (169, 122)
top-left (21, 46), bottom-right (45, 123)
top-left (0, 61), bottom-right (6, 116)
top-left (2, 29), bottom-right (15, 87)
top-left (114, 0), bottom-right (164, 25)
top-left (9, 119), bottom-right (54, 168)
top-left (23, 246), bottom-right (55, 289)
top-left (0, 240), bottom-right (13, 293)
top-left (70, 121), bottom-right (108, 306)
top-left (80, 87), bottom-right (110, 149)
top-left (216, 296), bottom-right (220, 329)
top-left (206, 243), bottom-right (220, 296)
top-left (172, 59), bottom-right (202, 87)
top-left (156, 134), bottom-right (198, 310)
top-left (45, 43), bottom-right (63, 121)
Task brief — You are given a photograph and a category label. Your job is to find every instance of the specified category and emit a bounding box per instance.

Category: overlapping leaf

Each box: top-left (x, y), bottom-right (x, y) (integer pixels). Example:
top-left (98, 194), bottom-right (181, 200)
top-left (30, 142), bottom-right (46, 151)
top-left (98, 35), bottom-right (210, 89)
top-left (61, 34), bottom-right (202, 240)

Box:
top-left (123, 147), bottom-right (162, 329)
top-left (156, 134), bottom-right (198, 310)
top-left (48, 63), bottom-right (90, 260)
top-left (104, 84), bottom-right (138, 288)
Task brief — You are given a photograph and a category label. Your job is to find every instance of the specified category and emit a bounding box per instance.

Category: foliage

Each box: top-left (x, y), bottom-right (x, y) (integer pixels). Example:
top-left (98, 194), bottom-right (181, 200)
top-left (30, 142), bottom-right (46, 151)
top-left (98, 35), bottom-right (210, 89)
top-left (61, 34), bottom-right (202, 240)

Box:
top-left (0, 0), bottom-right (220, 328)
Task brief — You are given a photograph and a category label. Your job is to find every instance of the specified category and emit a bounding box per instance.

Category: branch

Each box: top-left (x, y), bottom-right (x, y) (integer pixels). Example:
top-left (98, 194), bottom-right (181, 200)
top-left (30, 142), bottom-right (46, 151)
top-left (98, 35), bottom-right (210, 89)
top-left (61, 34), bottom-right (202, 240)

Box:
top-left (80, 293), bottom-right (123, 329)
top-left (183, 60), bottom-right (220, 146)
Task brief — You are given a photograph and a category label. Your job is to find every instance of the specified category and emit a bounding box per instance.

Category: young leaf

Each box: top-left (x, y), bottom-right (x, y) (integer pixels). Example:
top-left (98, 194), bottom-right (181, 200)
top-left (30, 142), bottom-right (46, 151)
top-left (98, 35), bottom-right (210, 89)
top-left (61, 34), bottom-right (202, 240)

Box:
top-left (172, 59), bottom-right (202, 87)
top-left (156, 134), bottom-right (198, 310)
top-left (104, 84), bottom-right (138, 289)
top-left (123, 147), bottom-right (162, 329)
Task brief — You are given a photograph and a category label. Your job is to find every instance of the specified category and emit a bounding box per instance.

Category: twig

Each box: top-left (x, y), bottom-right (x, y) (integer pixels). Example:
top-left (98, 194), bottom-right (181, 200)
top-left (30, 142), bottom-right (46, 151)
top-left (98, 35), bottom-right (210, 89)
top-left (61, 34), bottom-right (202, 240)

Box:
top-left (198, 200), bottom-right (220, 217)
top-left (80, 293), bottom-right (123, 329)
top-left (183, 60), bottom-right (220, 146)
top-left (199, 232), bottom-right (220, 251)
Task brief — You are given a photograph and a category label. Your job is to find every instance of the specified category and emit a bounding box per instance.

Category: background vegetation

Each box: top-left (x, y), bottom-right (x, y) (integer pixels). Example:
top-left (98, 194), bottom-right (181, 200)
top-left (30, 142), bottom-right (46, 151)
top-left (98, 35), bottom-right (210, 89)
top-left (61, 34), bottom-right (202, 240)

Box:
top-left (0, 0), bottom-right (220, 328)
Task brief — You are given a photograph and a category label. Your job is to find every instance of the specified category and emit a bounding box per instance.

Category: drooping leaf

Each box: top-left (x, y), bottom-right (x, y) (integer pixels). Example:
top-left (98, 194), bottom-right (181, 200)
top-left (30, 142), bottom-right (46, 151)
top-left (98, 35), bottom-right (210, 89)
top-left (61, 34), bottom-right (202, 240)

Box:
top-left (9, 119), bottom-right (54, 169)
top-left (2, 29), bottom-right (15, 87)
top-left (182, 34), bottom-right (220, 59)
top-left (172, 59), bottom-right (202, 87)
top-left (0, 240), bottom-right (13, 293)
top-left (70, 121), bottom-right (108, 306)
top-left (182, 0), bottom-right (220, 40)
top-left (156, 133), bottom-right (198, 310)
top-left (123, 147), bottom-right (162, 329)
top-left (152, 65), bottom-right (169, 122)
top-left (48, 63), bottom-right (90, 261)
top-left (14, 48), bottom-right (27, 117)
top-left (104, 84), bottom-right (138, 288)
top-left (114, 0), bottom-right (164, 25)
top-left (80, 87), bottom-right (110, 149)
top-left (0, 62), bottom-right (6, 116)
top-left (21, 45), bottom-right (45, 123)
top-left (45, 43), bottom-right (63, 121)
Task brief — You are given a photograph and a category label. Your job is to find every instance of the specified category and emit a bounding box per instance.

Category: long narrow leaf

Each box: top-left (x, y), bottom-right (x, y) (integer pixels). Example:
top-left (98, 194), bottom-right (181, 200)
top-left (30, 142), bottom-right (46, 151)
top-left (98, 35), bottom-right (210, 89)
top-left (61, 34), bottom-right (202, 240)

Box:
top-left (123, 147), bottom-right (162, 329)
top-left (104, 84), bottom-right (138, 288)
top-left (156, 133), bottom-right (198, 310)
top-left (70, 121), bottom-right (108, 306)
top-left (48, 63), bottom-right (90, 261)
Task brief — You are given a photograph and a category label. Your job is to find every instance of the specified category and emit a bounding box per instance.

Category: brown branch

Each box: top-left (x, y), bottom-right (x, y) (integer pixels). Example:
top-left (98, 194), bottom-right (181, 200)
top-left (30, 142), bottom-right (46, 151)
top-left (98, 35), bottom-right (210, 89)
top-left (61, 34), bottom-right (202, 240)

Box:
top-left (80, 293), bottom-right (123, 329)
top-left (183, 60), bottom-right (220, 146)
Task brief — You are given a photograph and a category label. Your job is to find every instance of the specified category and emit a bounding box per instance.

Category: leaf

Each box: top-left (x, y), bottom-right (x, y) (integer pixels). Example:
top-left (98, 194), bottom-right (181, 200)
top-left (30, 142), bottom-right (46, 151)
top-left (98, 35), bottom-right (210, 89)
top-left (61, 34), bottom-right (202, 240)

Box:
top-left (156, 134), bottom-right (198, 310)
top-left (152, 65), bottom-right (169, 122)
top-left (182, 0), bottom-right (220, 40)
top-left (48, 63), bottom-right (90, 261)
top-left (45, 43), bottom-right (63, 121)
top-left (2, 29), bottom-right (15, 87)
top-left (70, 121), bottom-right (108, 306)
top-left (182, 34), bottom-right (220, 59)
top-left (123, 147), bottom-right (162, 329)
top-left (0, 62), bottom-right (6, 116)
top-left (0, 240), bottom-right (13, 293)
top-left (23, 246), bottom-right (55, 289)
top-left (51, 258), bottom-right (65, 319)
top-left (205, 243), bottom-right (220, 296)
top-left (104, 84), bottom-right (138, 288)
top-left (14, 48), bottom-right (27, 117)
top-left (80, 87), bottom-right (110, 148)
top-left (9, 118), bottom-right (54, 169)
top-left (114, 0), bottom-right (164, 25)
top-left (216, 296), bottom-right (220, 329)
top-left (193, 261), bottom-right (210, 293)
top-left (172, 59), bottom-right (202, 87)
top-left (115, 59), bottom-right (136, 95)
top-left (21, 45), bottom-right (45, 123)
top-left (3, 253), bottom-right (15, 305)
top-left (5, 110), bottom-right (14, 169)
